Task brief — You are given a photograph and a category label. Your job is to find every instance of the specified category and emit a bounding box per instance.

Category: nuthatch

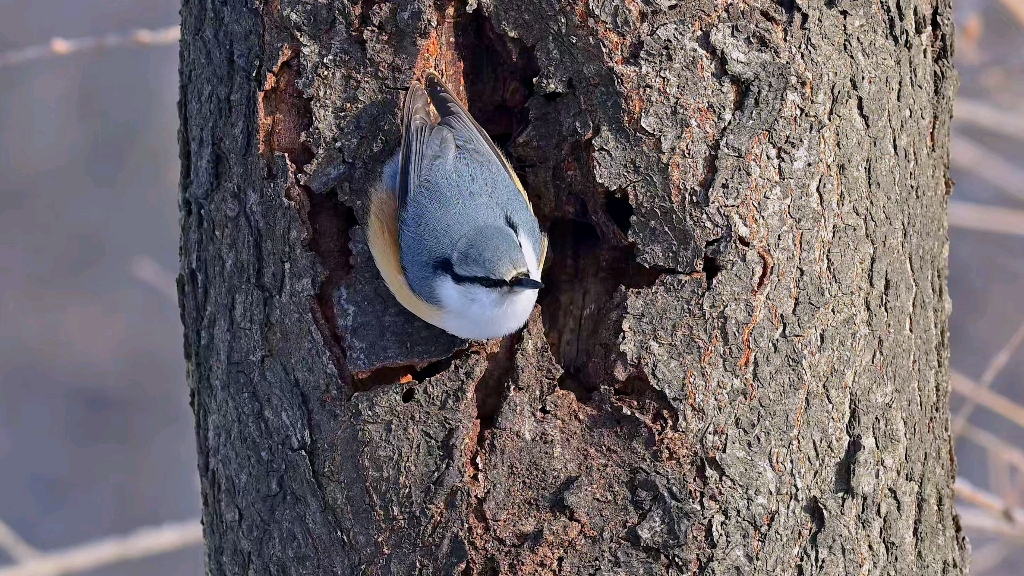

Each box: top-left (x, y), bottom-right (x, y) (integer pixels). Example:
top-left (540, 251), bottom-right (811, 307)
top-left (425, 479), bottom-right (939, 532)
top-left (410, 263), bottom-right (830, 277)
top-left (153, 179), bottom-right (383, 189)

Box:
top-left (367, 72), bottom-right (547, 340)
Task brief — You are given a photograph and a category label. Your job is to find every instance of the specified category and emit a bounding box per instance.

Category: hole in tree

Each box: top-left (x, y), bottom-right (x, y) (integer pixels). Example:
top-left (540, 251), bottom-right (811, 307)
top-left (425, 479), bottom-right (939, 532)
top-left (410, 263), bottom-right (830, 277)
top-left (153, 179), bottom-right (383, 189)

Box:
top-left (454, 7), bottom-right (540, 149)
top-left (701, 237), bottom-right (723, 288)
top-left (605, 193), bottom-right (633, 234)
top-left (352, 365), bottom-right (414, 391)
top-left (539, 218), bottom-right (603, 375)
top-left (703, 255), bottom-right (721, 287)
top-left (539, 217), bottom-right (655, 395)
top-left (413, 357), bottom-right (454, 381)
top-left (803, 497), bottom-right (826, 546)
top-left (351, 352), bottom-right (460, 392)
top-left (475, 335), bottom-right (518, 432)
top-left (557, 371), bottom-right (597, 403)
top-left (614, 374), bottom-right (650, 397)
top-left (775, 0), bottom-right (796, 15)
top-left (834, 436), bottom-right (862, 494)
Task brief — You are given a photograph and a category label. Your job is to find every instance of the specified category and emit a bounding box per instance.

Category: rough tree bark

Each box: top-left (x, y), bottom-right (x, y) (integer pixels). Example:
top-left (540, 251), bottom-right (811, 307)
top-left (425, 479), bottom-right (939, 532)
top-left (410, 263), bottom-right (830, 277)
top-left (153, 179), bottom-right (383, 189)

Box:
top-left (178, 0), bottom-right (965, 573)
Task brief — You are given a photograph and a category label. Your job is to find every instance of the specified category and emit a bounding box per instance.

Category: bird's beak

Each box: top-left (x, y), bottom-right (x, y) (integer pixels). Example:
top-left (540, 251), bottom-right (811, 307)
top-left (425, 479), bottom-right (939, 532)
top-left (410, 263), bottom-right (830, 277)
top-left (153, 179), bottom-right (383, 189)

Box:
top-left (510, 277), bottom-right (544, 290)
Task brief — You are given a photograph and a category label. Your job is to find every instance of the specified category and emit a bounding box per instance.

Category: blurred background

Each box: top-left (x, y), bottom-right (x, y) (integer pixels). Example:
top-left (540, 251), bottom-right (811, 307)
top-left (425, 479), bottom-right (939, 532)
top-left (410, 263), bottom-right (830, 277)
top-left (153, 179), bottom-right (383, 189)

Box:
top-left (946, 0), bottom-right (1024, 573)
top-left (0, 0), bottom-right (1022, 574)
top-left (0, 1), bottom-right (200, 575)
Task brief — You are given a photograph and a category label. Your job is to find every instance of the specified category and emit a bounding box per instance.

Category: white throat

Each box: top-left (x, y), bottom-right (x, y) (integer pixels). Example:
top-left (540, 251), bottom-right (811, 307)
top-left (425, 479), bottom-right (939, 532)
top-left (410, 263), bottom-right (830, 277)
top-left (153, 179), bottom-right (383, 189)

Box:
top-left (433, 231), bottom-right (543, 340)
top-left (434, 279), bottom-right (539, 339)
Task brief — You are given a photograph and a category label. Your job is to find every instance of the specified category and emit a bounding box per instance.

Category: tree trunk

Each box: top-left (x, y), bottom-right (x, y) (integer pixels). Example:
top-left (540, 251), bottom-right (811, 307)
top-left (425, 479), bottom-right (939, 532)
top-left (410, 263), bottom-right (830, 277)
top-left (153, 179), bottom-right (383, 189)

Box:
top-left (178, 0), bottom-right (966, 573)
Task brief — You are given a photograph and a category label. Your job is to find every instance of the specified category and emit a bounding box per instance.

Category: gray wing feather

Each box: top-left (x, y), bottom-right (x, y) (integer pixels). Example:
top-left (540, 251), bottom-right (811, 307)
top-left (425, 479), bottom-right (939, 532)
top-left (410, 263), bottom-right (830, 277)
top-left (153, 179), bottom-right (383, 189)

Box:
top-left (397, 73), bottom-right (544, 304)
top-left (398, 81), bottom-right (434, 214)
top-left (423, 72), bottom-right (522, 186)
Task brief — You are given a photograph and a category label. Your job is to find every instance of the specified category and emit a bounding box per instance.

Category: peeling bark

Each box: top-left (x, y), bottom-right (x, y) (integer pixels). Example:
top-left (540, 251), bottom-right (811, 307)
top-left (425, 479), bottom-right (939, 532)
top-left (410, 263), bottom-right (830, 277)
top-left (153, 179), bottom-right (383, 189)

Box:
top-left (178, 0), bottom-right (966, 573)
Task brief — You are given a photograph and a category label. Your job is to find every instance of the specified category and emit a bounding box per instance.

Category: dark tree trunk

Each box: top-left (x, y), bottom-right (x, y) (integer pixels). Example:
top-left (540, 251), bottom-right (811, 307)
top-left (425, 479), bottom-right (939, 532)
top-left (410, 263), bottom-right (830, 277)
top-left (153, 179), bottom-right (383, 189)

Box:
top-left (178, 0), bottom-right (966, 573)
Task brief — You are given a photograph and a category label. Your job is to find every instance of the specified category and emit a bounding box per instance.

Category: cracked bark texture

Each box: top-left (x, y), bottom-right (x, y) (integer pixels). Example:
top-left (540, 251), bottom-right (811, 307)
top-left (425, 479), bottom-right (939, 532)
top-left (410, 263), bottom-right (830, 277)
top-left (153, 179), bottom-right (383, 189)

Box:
top-left (178, 0), bottom-right (966, 573)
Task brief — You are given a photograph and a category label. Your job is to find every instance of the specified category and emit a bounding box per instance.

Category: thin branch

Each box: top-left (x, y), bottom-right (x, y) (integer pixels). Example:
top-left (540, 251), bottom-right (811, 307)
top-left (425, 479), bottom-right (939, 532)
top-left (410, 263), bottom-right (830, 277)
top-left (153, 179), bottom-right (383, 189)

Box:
top-left (970, 541), bottom-right (1014, 576)
top-left (0, 519), bottom-right (39, 563)
top-left (0, 519), bottom-right (202, 576)
top-left (996, 0), bottom-right (1024, 27)
top-left (955, 478), bottom-right (1024, 544)
top-left (948, 201), bottom-right (1024, 237)
top-left (956, 477), bottom-right (1024, 521)
top-left (961, 422), bottom-right (1024, 473)
top-left (957, 506), bottom-right (1024, 542)
top-left (0, 26), bottom-right (179, 69)
top-left (954, 98), bottom-right (1024, 144)
top-left (951, 132), bottom-right (1024, 203)
top-left (951, 370), bottom-right (1024, 430)
top-left (951, 319), bottom-right (1024, 438)
top-left (128, 255), bottom-right (179, 303)
top-left (989, 451), bottom-right (1016, 508)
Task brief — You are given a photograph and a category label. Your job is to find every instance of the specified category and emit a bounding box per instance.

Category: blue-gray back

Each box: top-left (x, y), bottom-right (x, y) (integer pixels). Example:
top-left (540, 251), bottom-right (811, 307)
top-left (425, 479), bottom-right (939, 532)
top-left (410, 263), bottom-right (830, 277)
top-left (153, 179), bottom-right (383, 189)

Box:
top-left (390, 74), bottom-right (542, 306)
top-left (397, 133), bottom-right (541, 304)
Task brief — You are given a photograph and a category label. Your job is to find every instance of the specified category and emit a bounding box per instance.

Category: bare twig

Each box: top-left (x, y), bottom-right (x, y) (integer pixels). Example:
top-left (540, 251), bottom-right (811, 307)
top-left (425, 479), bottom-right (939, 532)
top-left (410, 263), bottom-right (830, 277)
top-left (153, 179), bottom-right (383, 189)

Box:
top-left (958, 506), bottom-right (1024, 541)
top-left (961, 422), bottom-right (1024, 473)
top-left (955, 478), bottom-right (1024, 546)
top-left (954, 98), bottom-right (1024, 144)
top-left (127, 255), bottom-right (179, 303)
top-left (956, 477), bottom-right (1024, 521)
top-left (0, 26), bottom-right (179, 69)
top-left (0, 519), bottom-right (39, 563)
top-left (948, 201), bottom-right (1024, 237)
top-left (0, 519), bottom-right (202, 576)
top-left (970, 540), bottom-right (1013, 576)
top-left (990, 452), bottom-right (1016, 508)
top-left (951, 321), bottom-right (1024, 438)
top-left (951, 133), bottom-right (1024, 203)
top-left (951, 370), bottom-right (1024, 430)
top-left (963, 321), bottom-right (1024, 391)
top-left (996, 0), bottom-right (1024, 27)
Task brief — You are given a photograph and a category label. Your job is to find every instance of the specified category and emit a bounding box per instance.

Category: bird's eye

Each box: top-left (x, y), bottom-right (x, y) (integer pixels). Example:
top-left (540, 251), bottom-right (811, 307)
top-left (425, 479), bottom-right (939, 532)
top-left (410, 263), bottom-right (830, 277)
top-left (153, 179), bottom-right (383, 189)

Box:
top-left (476, 277), bottom-right (510, 289)
top-left (435, 258), bottom-right (510, 289)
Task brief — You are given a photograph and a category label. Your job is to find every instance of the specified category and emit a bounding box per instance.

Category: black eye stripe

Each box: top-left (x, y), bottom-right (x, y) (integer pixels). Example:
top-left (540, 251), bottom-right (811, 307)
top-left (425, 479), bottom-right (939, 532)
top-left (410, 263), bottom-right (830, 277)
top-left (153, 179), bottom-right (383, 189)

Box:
top-left (473, 277), bottom-right (511, 289)
top-left (434, 258), bottom-right (511, 288)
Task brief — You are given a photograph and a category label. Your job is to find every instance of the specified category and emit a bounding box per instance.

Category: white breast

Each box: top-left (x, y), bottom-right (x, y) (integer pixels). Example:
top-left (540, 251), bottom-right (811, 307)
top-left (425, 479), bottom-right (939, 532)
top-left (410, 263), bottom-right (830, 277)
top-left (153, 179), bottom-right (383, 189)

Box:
top-left (432, 231), bottom-right (543, 340)
top-left (434, 278), bottom-right (540, 340)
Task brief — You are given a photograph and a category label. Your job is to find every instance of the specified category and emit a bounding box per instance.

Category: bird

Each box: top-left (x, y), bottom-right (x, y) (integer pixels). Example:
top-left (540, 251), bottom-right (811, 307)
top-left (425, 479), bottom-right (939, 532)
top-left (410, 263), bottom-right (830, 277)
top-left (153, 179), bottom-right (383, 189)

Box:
top-left (366, 71), bottom-right (547, 340)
